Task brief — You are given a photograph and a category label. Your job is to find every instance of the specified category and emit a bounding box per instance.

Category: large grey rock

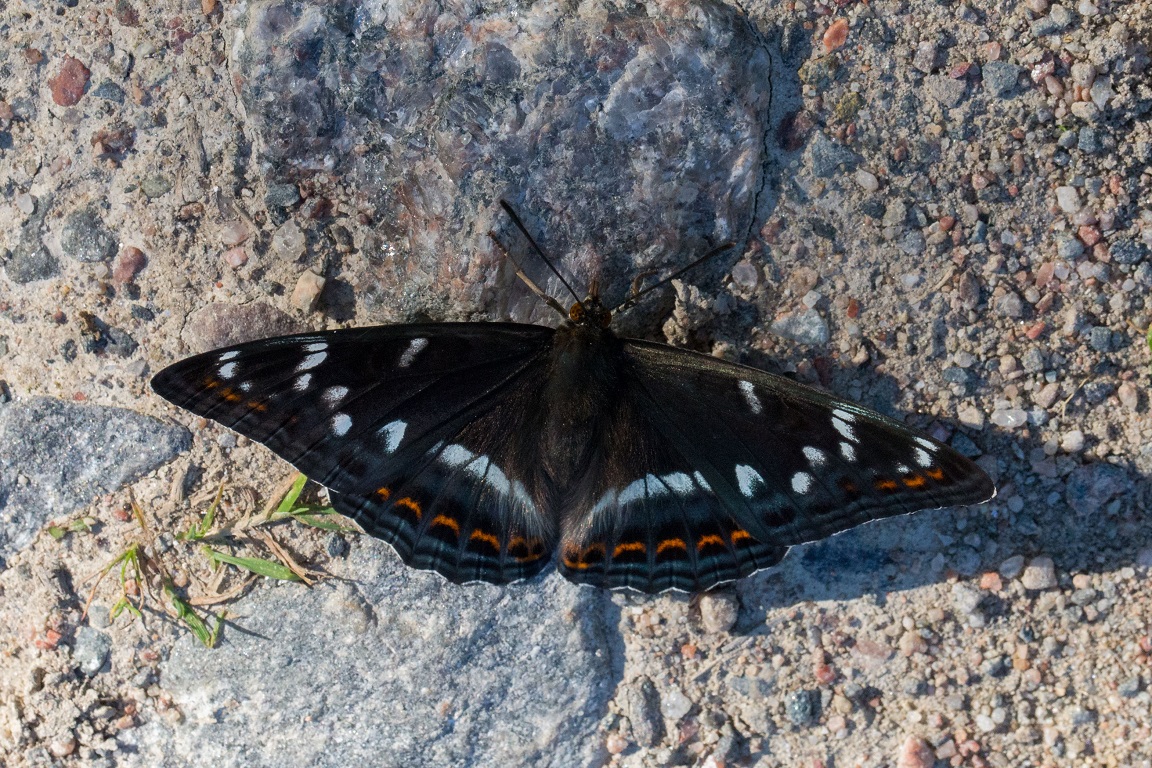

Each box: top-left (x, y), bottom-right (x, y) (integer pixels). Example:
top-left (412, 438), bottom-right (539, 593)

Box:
top-left (230, 0), bottom-right (775, 322)
top-left (0, 398), bottom-right (191, 563)
top-left (125, 545), bottom-right (619, 767)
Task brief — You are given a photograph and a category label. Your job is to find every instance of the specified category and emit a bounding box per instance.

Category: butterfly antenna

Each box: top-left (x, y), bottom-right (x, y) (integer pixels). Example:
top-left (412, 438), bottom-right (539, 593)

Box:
top-left (612, 241), bottom-right (737, 314)
top-left (498, 200), bottom-right (584, 308)
top-left (488, 231), bottom-right (570, 318)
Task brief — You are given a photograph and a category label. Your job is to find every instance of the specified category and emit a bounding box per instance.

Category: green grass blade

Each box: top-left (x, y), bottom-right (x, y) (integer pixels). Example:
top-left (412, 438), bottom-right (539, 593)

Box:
top-left (204, 547), bottom-right (301, 581)
top-left (289, 511), bottom-right (355, 532)
top-left (275, 474), bottom-right (308, 515)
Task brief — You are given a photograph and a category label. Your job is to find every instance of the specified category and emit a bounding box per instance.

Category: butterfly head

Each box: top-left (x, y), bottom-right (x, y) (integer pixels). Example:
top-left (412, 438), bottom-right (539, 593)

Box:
top-left (569, 295), bottom-right (612, 329)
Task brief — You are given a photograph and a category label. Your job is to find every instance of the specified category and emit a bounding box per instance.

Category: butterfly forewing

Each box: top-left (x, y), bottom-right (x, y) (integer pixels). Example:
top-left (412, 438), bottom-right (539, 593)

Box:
top-left (152, 324), bottom-right (559, 583)
top-left (620, 339), bottom-right (995, 545)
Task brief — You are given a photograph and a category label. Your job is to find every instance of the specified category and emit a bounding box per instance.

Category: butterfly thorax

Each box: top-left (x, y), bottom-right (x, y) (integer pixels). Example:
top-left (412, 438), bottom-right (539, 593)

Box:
top-left (540, 318), bottom-right (624, 497)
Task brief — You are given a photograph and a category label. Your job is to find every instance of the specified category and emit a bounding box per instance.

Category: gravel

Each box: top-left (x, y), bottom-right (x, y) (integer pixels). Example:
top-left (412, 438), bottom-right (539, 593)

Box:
top-left (3, 0), bottom-right (1151, 765)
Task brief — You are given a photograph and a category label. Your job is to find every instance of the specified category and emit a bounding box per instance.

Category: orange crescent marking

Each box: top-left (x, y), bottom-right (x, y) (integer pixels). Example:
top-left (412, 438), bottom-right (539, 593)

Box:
top-left (903, 474), bottom-right (927, 488)
top-left (561, 545), bottom-right (585, 569)
top-left (394, 496), bottom-right (421, 520)
top-left (431, 514), bottom-right (460, 534)
top-left (656, 538), bottom-right (688, 555)
top-left (582, 542), bottom-right (606, 558)
top-left (926, 466), bottom-right (945, 480)
top-left (221, 387), bottom-right (243, 403)
top-left (613, 541), bottom-right (646, 558)
top-left (203, 378), bottom-right (220, 389)
top-left (697, 534), bottom-right (726, 551)
top-left (374, 486), bottom-right (392, 501)
top-left (731, 529), bottom-right (753, 543)
top-left (246, 400), bottom-right (268, 412)
top-left (469, 529), bottom-right (500, 549)
top-left (509, 537), bottom-right (546, 562)
top-left (874, 479), bottom-right (899, 491)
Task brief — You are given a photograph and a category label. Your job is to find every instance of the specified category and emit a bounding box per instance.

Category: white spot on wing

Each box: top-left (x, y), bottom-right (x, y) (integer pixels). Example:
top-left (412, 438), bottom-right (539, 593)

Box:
top-left (896, 464), bottom-right (911, 474)
top-left (323, 386), bottom-right (349, 406)
top-left (832, 413), bottom-right (857, 442)
top-left (239, 381), bottom-right (252, 392)
top-left (618, 477), bottom-right (650, 506)
top-left (297, 351), bottom-right (327, 372)
top-left (693, 472), bottom-right (713, 492)
top-left (832, 408), bottom-right (856, 423)
top-left (440, 443), bottom-right (475, 467)
top-left (735, 464), bottom-right (765, 498)
top-left (398, 337), bottom-right (429, 368)
top-left (914, 436), bottom-right (937, 451)
top-left (219, 350), bottom-right (239, 361)
top-left (304, 342), bottom-right (327, 353)
top-left (469, 458), bottom-right (511, 495)
top-left (802, 446), bottom-right (827, 467)
top-left (331, 413), bottom-right (352, 436)
top-left (791, 471), bottom-right (813, 494)
top-left (661, 472), bottom-right (695, 495)
top-left (380, 420), bottom-right (406, 453)
top-left (914, 447), bottom-right (933, 468)
top-left (738, 380), bottom-right (763, 415)
top-left (840, 442), bottom-right (857, 462)
top-left (293, 373), bottom-right (312, 392)
top-left (218, 362), bottom-right (237, 379)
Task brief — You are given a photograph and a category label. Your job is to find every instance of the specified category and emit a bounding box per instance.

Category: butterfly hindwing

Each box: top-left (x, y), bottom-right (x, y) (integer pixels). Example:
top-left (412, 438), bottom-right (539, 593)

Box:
top-left (326, 362), bottom-right (558, 585)
top-left (152, 323), bottom-right (558, 584)
top-left (556, 370), bottom-right (788, 593)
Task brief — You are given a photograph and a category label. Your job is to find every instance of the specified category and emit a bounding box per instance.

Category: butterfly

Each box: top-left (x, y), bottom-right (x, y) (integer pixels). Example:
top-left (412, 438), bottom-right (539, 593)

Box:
top-left (152, 205), bottom-right (995, 593)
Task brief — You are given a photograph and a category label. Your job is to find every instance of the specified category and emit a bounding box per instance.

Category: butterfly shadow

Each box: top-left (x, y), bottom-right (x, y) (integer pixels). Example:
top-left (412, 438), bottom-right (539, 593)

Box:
top-left (731, 419), bottom-right (1152, 634)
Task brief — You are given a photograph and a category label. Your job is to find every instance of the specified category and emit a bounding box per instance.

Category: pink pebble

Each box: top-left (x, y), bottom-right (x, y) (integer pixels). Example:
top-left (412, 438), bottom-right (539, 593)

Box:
top-left (112, 246), bottom-right (147, 284)
top-left (223, 247), bottom-right (248, 268)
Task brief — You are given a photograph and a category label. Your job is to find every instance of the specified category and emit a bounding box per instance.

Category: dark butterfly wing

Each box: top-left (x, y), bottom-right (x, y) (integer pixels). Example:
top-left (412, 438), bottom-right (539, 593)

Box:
top-left (557, 339), bottom-right (994, 593)
top-left (151, 323), bottom-right (557, 585)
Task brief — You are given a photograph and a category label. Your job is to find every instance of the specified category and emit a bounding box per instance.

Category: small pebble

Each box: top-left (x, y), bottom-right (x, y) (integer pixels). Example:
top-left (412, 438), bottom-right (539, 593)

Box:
top-left (786, 690), bottom-right (820, 727)
top-left (1061, 430), bottom-right (1084, 452)
top-left (291, 270), bottom-right (326, 312)
top-left (112, 246), bottom-right (147, 284)
top-left (823, 18), bottom-right (849, 52)
top-left (220, 220), bottom-right (250, 246)
top-left (1021, 556), bottom-right (1058, 590)
top-left (990, 408), bottom-right (1027, 428)
top-left (952, 582), bottom-right (984, 616)
top-left (222, 247), bottom-right (248, 269)
top-left (999, 555), bottom-right (1025, 579)
top-left (1055, 186), bottom-right (1081, 214)
top-left (661, 685), bottom-right (692, 722)
top-left (698, 592), bottom-right (739, 634)
top-left (1117, 382), bottom-right (1138, 411)
top-left (770, 308), bottom-right (829, 346)
top-left (72, 626), bottom-right (112, 675)
top-left (854, 169), bottom-right (880, 192)
top-left (897, 736), bottom-right (935, 768)
top-left (49, 56), bottom-right (91, 106)
top-left (957, 406), bottom-right (985, 430)
top-left (730, 261), bottom-right (759, 290)
top-left (982, 61), bottom-right (1020, 97)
